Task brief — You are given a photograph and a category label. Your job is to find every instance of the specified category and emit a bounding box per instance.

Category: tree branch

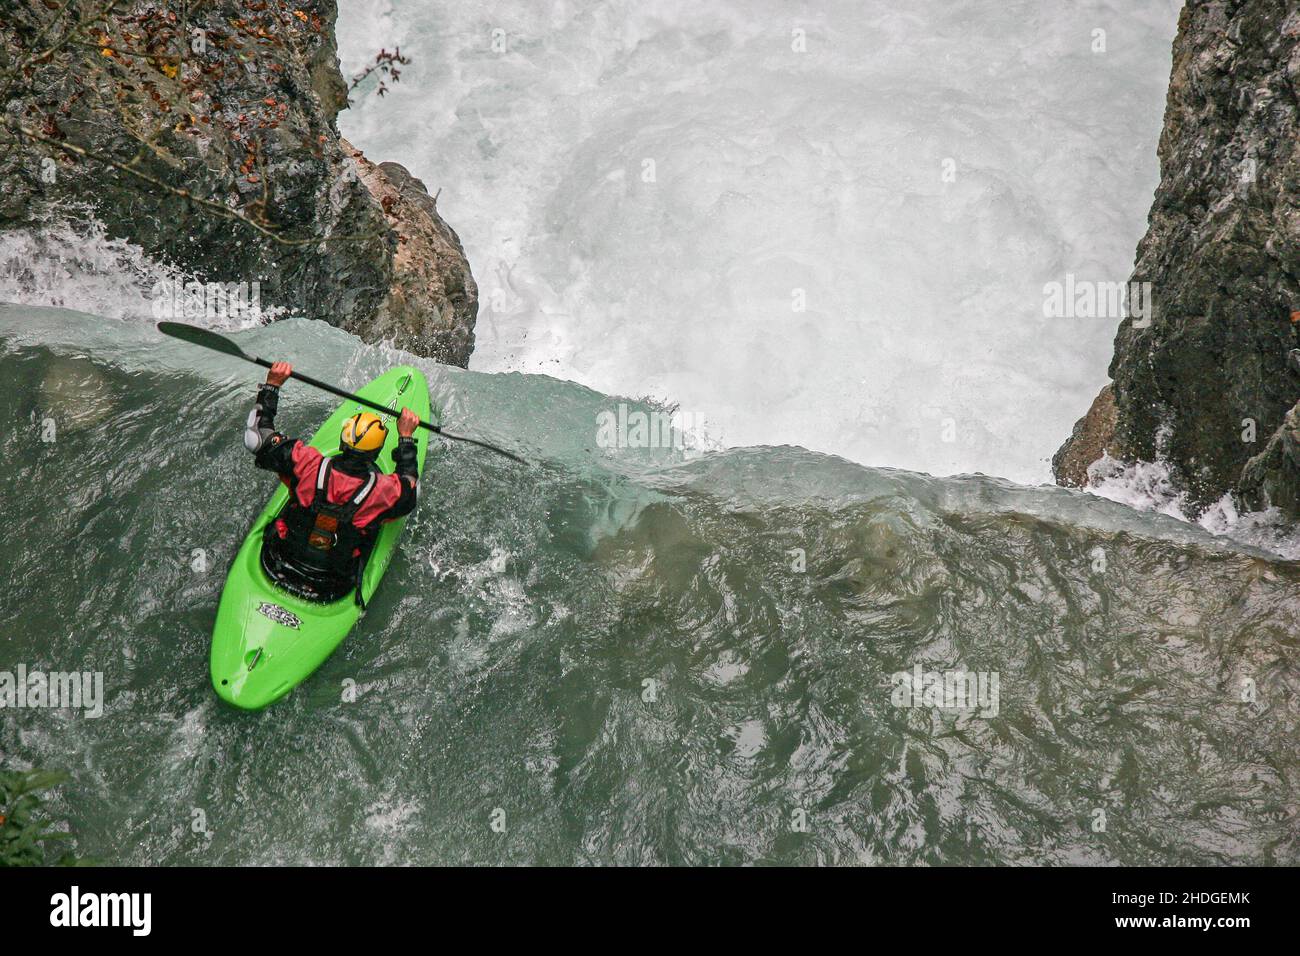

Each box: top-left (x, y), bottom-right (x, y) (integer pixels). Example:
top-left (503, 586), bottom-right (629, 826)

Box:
top-left (3, 116), bottom-right (384, 247)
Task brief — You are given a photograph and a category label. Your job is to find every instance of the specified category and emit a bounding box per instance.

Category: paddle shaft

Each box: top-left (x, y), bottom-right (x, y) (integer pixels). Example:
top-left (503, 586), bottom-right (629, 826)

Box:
top-left (154, 321), bottom-right (528, 464)
top-left (248, 355), bottom-right (437, 433)
top-left (256, 356), bottom-right (527, 462)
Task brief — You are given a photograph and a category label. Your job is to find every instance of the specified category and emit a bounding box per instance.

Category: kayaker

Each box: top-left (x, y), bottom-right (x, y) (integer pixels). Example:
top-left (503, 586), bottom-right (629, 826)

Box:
top-left (243, 361), bottom-right (420, 604)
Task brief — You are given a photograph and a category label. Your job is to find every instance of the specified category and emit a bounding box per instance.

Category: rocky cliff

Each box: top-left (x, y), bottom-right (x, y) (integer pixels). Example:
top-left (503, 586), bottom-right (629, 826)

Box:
top-left (0, 0), bottom-right (476, 366)
top-left (1054, 0), bottom-right (1300, 517)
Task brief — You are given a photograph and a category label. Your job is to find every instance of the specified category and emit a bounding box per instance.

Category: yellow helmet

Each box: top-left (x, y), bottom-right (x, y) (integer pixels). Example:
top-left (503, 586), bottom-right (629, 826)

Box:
top-left (340, 412), bottom-right (388, 453)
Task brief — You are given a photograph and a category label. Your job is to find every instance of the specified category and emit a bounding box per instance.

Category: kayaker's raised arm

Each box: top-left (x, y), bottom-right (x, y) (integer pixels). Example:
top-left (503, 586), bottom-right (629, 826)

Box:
top-left (244, 361), bottom-right (297, 475)
top-left (380, 407), bottom-right (421, 520)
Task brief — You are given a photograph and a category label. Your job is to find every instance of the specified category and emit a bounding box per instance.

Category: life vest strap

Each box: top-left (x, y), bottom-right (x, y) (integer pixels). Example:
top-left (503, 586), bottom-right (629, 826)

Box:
top-left (316, 458), bottom-right (379, 508)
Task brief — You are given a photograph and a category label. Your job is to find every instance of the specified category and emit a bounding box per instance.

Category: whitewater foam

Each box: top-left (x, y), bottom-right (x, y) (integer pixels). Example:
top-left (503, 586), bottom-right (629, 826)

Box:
top-left (1086, 453), bottom-right (1300, 560)
top-left (0, 217), bottom-right (277, 330)
top-left (338, 0), bottom-right (1182, 485)
top-left (0, 218), bottom-right (177, 320)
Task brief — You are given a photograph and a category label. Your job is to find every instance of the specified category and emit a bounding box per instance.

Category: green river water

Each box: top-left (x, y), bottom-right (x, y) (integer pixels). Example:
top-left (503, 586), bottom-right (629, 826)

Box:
top-left (1, 305), bottom-right (1297, 865)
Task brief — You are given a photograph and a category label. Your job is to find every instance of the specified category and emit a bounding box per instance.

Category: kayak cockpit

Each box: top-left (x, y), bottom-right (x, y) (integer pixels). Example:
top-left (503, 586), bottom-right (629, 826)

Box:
top-left (260, 540), bottom-right (356, 604)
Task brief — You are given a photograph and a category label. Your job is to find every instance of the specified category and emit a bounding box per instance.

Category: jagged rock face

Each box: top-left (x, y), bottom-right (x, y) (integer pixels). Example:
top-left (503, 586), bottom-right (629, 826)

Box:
top-left (344, 143), bottom-right (478, 367)
top-left (1239, 399), bottom-right (1300, 514)
top-left (1052, 384), bottom-right (1119, 487)
top-left (1055, 1), bottom-right (1300, 513)
top-left (0, 0), bottom-right (476, 367)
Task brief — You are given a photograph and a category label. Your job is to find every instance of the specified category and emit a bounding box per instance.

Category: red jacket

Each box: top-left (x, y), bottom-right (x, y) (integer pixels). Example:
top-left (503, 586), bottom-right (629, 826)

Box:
top-left (283, 442), bottom-right (406, 529)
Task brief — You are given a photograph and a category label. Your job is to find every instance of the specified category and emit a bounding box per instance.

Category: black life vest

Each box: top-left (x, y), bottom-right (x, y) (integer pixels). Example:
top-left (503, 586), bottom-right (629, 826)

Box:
top-left (274, 457), bottom-right (380, 579)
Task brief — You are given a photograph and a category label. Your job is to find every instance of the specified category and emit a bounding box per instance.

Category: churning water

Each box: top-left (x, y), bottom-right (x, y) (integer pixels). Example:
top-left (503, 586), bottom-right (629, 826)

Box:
top-left (2, 307), bottom-right (1297, 864)
top-left (337, 0), bottom-right (1183, 483)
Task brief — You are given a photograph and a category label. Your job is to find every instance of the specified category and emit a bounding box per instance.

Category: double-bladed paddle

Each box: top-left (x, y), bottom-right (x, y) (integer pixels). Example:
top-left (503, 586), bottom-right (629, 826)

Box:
top-left (157, 321), bottom-right (528, 465)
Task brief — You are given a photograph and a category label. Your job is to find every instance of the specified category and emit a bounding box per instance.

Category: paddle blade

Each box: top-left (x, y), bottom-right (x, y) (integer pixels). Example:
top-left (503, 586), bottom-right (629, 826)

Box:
top-left (157, 321), bottom-right (253, 361)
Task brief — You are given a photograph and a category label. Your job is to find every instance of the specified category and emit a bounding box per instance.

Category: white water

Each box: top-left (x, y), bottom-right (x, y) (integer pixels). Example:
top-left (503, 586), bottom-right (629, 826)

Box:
top-left (0, 218), bottom-right (179, 321)
top-left (1086, 454), bottom-right (1300, 558)
top-left (0, 219), bottom-right (277, 330)
top-left (338, 0), bottom-right (1183, 484)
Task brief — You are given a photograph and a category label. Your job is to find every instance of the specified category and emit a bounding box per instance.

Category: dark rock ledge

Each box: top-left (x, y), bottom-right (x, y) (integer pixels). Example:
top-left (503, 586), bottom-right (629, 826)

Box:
top-left (1054, 0), bottom-right (1300, 518)
top-left (0, 0), bottom-right (476, 366)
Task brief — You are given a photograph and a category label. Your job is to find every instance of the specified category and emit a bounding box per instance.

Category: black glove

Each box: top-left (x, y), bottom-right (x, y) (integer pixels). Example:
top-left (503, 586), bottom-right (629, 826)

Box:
top-left (392, 436), bottom-right (418, 476)
top-left (255, 383), bottom-right (281, 420)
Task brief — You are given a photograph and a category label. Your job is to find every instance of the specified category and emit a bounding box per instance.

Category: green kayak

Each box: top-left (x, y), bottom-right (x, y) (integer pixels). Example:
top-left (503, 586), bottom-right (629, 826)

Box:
top-left (210, 365), bottom-right (431, 710)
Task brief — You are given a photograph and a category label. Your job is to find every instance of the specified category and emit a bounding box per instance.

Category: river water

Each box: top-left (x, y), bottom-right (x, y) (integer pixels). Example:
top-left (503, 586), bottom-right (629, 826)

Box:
top-left (2, 306), bottom-right (1296, 865)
